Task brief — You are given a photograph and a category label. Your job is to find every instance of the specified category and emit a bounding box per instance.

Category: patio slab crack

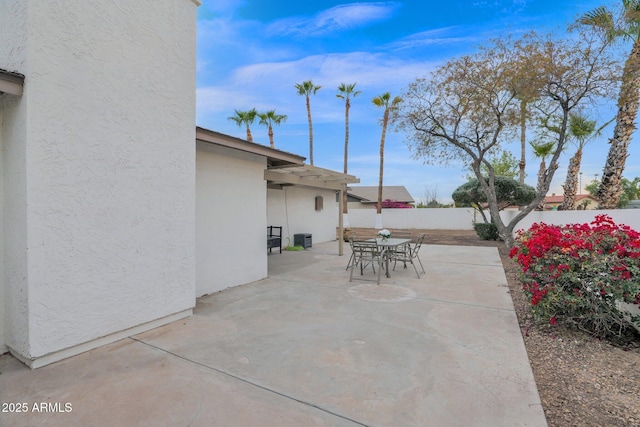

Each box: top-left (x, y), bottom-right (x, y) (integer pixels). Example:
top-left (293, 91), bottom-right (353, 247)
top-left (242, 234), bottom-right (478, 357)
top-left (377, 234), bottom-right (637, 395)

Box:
top-left (129, 337), bottom-right (371, 427)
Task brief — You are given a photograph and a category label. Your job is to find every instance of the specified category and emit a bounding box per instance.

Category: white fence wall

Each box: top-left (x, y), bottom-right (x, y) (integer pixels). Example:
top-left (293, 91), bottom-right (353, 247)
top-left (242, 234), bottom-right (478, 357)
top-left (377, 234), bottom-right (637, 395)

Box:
top-left (344, 206), bottom-right (640, 234)
top-left (346, 208), bottom-right (477, 230)
top-left (500, 209), bottom-right (640, 234)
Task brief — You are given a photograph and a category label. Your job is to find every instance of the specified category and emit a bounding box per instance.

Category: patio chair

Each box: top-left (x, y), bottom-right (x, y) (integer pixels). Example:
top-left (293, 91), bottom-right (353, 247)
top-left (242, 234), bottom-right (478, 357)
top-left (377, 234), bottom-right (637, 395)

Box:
top-left (348, 240), bottom-right (381, 282)
top-left (267, 226), bottom-right (282, 254)
top-left (345, 231), bottom-right (358, 271)
top-left (389, 233), bottom-right (426, 278)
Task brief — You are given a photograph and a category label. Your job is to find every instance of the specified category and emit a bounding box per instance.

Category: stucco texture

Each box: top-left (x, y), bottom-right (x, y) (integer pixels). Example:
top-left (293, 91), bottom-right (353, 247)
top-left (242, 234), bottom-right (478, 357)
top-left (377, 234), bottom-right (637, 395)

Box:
top-left (196, 142), bottom-right (268, 297)
top-left (267, 186), bottom-right (339, 245)
top-left (2, 0), bottom-right (198, 361)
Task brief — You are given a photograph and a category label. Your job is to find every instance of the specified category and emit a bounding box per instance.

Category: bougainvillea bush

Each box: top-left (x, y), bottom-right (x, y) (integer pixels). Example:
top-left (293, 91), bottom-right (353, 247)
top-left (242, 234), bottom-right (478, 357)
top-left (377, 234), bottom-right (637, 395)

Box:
top-left (510, 215), bottom-right (640, 341)
top-left (375, 199), bottom-right (413, 208)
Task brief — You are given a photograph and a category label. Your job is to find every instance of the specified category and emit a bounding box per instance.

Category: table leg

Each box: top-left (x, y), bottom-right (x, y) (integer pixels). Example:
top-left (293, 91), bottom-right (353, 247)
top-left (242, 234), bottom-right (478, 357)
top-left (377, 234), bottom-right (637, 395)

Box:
top-left (377, 247), bottom-right (386, 285)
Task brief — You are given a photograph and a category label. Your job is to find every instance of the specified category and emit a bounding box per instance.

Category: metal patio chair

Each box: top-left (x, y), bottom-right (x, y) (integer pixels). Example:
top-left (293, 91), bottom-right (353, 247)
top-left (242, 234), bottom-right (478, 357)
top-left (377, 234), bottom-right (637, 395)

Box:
top-left (345, 231), bottom-right (358, 271)
top-left (348, 240), bottom-right (382, 282)
top-left (389, 233), bottom-right (426, 278)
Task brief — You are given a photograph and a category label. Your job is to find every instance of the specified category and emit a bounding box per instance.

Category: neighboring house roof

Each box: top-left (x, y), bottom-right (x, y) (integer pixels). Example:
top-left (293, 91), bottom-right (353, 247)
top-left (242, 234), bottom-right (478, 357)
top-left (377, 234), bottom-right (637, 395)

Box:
top-left (0, 68), bottom-right (25, 96)
top-left (544, 194), bottom-right (596, 204)
top-left (543, 194), bottom-right (598, 210)
top-left (348, 185), bottom-right (415, 204)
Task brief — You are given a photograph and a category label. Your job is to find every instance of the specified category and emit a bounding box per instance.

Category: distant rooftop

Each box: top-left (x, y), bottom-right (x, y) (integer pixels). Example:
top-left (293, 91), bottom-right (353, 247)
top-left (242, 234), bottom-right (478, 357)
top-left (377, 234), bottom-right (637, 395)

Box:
top-left (348, 185), bottom-right (414, 204)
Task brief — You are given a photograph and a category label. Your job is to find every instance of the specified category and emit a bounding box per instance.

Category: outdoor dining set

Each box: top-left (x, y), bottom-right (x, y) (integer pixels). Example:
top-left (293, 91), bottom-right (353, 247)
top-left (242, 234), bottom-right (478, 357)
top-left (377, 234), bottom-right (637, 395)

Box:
top-left (346, 231), bottom-right (426, 285)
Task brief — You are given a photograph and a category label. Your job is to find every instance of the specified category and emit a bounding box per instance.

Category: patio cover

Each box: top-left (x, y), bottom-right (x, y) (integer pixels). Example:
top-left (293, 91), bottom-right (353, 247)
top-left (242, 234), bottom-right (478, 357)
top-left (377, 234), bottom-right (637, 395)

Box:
top-left (196, 127), bottom-right (360, 255)
top-left (265, 165), bottom-right (360, 256)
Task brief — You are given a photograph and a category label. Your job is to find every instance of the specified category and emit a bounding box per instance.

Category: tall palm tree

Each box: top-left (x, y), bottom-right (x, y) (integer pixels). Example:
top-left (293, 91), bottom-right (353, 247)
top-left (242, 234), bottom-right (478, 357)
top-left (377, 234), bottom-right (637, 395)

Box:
top-left (561, 114), bottom-right (612, 209)
top-left (530, 140), bottom-right (557, 210)
top-left (257, 110), bottom-right (287, 148)
top-left (336, 82), bottom-right (361, 219)
top-left (227, 108), bottom-right (257, 142)
top-left (580, 1), bottom-right (640, 208)
top-left (372, 92), bottom-right (402, 227)
top-left (295, 80), bottom-right (322, 165)
top-left (561, 114), bottom-right (597, 210)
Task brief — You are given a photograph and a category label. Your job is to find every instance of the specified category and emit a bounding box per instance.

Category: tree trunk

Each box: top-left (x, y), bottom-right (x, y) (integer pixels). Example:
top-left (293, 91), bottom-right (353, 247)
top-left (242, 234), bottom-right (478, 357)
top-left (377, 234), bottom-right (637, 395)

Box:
top-left (306, 96), bottom-right (314, 165)
top-left (561, 147), bottom-right (582, 210)
top-left (536, 160), bottom-right (547, 210)
top-left (343, 100), bottom-right (350, 215)
top-left (377, 110), bottom-right (389, 215)
top-left (597, 39), bottom-right (640, 209)
top-left (519, 99), bottom-right (527, 183)
top-left (268, 125), bottom-right (274, 148)
top-left (246, 126), bottom-right (253, 142)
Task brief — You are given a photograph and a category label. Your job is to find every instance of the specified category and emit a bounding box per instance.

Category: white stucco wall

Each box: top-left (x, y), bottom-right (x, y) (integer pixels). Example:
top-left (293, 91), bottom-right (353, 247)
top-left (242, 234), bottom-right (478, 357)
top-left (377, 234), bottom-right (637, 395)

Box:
top-left (1, 0), bottom-right (198, 366)
top-left (1, 0), bottom-right (28, 357)
top-left (500, 209), bottom-right (640, 234)
top-left (196, 142), bottom-right (268, 296)
top-left (0, 105), bottom-right (5, 354)
top-left (268, 186), bottom-right (338, 245)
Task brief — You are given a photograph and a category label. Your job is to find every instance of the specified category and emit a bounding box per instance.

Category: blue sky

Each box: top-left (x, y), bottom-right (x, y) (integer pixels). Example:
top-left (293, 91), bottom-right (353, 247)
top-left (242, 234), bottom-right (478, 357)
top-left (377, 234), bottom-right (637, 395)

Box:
top-left (195, 0), bottom-right (639, 204)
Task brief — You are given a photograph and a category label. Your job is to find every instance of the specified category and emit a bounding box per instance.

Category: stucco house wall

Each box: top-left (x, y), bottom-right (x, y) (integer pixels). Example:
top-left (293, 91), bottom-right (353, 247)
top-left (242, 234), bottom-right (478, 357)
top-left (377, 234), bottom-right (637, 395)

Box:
top-left (1, 0), bottom-right (198, 367)
top-left (0, 106), bottom-right (5, 353)
top-left (267, 186), bottom-right (338, 246)
top-left (196, 142), bottom-right (268, 296)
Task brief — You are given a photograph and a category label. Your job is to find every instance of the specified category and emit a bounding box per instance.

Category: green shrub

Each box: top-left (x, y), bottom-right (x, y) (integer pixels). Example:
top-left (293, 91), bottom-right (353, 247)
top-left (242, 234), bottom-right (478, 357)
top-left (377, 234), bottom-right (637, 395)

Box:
top-left (474, 222), bottom-right (499, 240)
top-left (285, 245), bottom-right (305, 251)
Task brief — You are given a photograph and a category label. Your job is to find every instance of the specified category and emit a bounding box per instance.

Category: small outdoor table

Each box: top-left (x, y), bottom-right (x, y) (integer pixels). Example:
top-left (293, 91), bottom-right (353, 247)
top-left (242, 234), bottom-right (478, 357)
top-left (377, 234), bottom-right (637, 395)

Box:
top-left (374, 238), bottom-right (412, 285)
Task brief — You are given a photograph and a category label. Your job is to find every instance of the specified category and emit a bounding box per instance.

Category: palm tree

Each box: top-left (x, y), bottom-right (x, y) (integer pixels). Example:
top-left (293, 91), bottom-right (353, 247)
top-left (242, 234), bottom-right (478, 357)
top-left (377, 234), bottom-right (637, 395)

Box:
top-left (295, 80), bottom-right (322, 165)
top-left (227, 108), bottom-right (257, 142)
top-left (579, 1), bottom-right (640, 208)
top-left (561, 114), bottom-right (612, 209)
top-left (530, 140), bottom-right (557, 210)
top-left (561, 114), bottom-right (597, 210)
top-left (257, 110), bottom-right (287, 148)
top-left (336, 82), bottom-right (361, 220)
top-left (372, 92), bottom-right (402, 227)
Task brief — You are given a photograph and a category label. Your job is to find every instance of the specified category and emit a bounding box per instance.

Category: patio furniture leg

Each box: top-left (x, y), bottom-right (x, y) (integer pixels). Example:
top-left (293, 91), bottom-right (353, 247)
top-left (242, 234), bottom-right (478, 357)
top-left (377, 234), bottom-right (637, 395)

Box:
top-left (415, 254), bottom-right (425, 274)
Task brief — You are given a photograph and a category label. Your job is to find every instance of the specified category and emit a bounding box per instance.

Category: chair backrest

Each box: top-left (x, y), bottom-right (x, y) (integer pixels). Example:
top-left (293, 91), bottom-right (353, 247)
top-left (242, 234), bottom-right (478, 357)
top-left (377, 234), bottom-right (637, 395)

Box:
top-left (393, 231), bottom-right (413, 241)
top-left (411, 233), bottom-right (426, 255)
top-left (267, 226), bottom-right (282, 238)
top-left (352, 240), bottom-right (379, 256)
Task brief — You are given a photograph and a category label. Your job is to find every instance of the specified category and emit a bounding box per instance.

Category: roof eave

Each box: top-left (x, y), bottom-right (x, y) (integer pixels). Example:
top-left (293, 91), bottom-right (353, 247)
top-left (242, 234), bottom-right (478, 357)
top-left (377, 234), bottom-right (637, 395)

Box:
top-left (0, 69), bottom-right (25, 96)
top-left (196, 126), bottom-right (305, 168)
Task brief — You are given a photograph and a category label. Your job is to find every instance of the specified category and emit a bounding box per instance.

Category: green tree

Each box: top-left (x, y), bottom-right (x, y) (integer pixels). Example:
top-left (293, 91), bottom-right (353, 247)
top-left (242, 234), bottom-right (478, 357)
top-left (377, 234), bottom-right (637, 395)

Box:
top-left (561, 114), bottom-right (611, 209)
top-left (295, 80), bottom-right (322, 165)
top-left (372, 92), bottom-right (402, 225)
top-left (466, 150), bottom-right (520, 180)
top-left (336, 82), bottom-right (361, 217)
top-left (257, 110), bottom-right (287, 148)
top-left (579, 1), bottom-right (640, 208)
top-left (397, 31), bottom-right (616, 247)
top-left (452, 176), bottom-right (536, 223)
top-left (228, 108), bottom-right (257, 142)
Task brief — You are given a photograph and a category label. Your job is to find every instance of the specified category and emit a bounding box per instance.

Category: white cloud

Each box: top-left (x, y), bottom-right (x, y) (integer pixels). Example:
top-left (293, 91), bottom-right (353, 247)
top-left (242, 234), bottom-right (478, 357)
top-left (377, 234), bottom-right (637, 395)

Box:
top-left (267, 2), bottom-right (402, 38)
top-left (386, 26), bottom-right (481, 51)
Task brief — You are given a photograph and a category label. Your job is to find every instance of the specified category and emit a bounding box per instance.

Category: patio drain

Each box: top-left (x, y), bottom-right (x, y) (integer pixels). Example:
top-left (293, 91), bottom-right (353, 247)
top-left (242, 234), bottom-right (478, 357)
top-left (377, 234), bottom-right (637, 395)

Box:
top-left (347, 284), bottom-right (416, 302)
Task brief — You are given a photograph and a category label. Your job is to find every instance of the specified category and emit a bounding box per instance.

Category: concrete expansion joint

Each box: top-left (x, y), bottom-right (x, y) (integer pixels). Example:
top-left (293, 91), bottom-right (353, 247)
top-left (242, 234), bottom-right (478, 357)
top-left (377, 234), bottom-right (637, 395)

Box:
top-left (128, 337), bottom-right (372, 427)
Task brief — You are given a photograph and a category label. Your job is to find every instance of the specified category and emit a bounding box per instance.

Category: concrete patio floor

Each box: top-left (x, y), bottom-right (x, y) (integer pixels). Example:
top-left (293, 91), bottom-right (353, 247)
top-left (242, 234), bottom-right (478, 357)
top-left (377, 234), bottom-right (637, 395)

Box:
top-left (0, 242), bottom-right (547, 426)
